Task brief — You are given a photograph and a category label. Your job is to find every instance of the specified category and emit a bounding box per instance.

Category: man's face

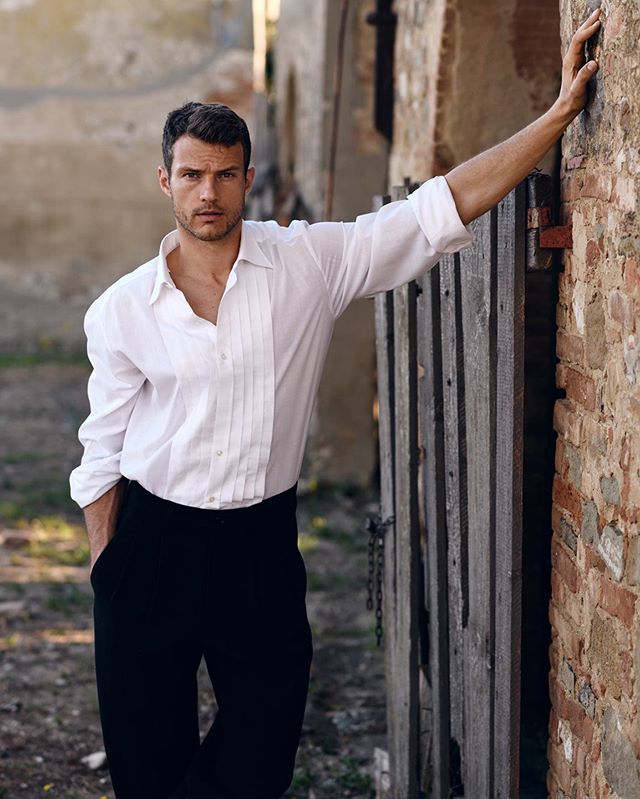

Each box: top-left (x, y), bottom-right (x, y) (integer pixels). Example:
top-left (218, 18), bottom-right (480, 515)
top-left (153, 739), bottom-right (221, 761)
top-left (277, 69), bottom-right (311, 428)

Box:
top-left (158, 136), bottom-right (254, 242)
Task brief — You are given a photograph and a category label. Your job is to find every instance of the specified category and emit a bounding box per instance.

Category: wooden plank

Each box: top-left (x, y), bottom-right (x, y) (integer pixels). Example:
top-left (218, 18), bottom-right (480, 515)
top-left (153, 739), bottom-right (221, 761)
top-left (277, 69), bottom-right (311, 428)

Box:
top-left (493, 182), bottom-right (526, 799)
top-left (460, 210), bottom-right (496, 799)
top-left (372, 195), bottom-right (398, 799)
top-left (417, 264), bottom-right (451, 798)
top-left (388, 180), bottom-right (420, 798)
top-left (439, 251), bottom-right (467, 772)
top-left (392, 274), bottom-right (420, 799)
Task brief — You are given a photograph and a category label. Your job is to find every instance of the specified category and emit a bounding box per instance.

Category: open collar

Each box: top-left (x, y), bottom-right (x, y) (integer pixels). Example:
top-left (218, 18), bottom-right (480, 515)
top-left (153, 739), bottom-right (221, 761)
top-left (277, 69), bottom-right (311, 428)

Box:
top-left (149, 220), bottom-right (272, 305)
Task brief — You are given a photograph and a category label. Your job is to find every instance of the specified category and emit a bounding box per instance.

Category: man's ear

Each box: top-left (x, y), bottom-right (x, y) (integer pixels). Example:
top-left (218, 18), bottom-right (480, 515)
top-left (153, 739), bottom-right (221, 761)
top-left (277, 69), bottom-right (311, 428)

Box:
top-left (158, 165), bottom-right (172, 198)
top-left (244, 166), bottom-right (256, 195)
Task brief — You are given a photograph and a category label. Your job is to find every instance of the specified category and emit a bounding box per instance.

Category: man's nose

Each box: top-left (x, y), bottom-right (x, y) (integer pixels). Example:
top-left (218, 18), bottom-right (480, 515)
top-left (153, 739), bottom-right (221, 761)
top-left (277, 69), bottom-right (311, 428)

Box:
top-left (199, 178), bottom-right (218, 202)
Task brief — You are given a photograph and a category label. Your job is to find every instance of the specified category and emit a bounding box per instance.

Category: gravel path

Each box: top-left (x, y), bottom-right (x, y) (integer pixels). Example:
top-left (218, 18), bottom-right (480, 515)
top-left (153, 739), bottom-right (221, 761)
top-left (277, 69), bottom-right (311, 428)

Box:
top-left (0, 360), bottom-right (386, 798)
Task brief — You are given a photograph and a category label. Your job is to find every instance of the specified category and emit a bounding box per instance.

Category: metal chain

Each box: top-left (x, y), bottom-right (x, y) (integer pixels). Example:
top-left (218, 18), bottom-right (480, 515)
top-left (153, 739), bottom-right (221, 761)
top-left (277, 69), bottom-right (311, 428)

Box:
top-left (365, 514), bottom-right (394, 647)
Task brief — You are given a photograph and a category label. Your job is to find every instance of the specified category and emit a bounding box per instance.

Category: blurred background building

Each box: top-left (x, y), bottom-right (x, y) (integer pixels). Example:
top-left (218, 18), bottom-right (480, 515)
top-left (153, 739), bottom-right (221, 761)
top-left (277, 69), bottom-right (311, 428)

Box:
top-left (0, 0), bottom-right (254, 350)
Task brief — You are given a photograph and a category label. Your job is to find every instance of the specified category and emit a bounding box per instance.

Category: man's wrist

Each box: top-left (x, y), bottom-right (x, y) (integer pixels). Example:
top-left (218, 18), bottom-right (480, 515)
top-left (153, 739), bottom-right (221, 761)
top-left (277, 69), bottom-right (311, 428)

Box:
top-left (547, 98), bottom-right (578, 132)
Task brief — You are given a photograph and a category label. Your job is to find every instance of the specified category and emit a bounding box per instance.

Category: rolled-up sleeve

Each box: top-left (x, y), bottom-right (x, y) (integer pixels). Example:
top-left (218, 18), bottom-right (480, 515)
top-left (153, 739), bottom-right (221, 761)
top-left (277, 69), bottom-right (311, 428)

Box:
top-left (69, 300), bottom-right (145, 509)
top-left (303, 174), bottom-right (474, 317)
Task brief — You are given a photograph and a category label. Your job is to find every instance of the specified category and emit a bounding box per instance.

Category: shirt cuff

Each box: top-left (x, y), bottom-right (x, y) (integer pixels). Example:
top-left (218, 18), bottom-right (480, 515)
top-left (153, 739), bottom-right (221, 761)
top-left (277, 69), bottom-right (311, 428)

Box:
top-left (69, 465), bottom-right (122, 510)
top-left (406, 174), bottom-right (474, 253)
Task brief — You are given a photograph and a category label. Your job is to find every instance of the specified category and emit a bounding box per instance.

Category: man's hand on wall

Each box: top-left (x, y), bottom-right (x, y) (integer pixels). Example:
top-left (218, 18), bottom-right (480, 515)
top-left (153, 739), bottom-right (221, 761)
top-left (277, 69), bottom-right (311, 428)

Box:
top-left (554, 7), bottom-right (601, 123)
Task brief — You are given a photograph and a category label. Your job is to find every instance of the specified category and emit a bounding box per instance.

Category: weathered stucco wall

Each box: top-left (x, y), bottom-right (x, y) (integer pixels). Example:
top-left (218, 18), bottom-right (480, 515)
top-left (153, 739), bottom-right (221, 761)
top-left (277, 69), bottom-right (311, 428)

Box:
top-left (0, 0), bottom-right (253, 351)
top-left (391, 0), bottom-right (561, 182)
top-left (549, 2), bottom-right (640, 797)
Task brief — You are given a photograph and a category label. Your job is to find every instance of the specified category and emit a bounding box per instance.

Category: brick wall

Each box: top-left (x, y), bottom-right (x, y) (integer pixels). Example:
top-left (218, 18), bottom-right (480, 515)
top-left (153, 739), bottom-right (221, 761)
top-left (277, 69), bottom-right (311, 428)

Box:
top-left (548, 2), bottom-right (640, 797)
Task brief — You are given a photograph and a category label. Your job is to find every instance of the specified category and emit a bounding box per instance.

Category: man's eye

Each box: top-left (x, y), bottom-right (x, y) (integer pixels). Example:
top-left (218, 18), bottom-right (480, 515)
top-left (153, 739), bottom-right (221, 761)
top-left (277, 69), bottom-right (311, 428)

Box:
top-left (221, 172), bottom-right (235, 178)
top-left (184, 172), bottom-right (199, 179)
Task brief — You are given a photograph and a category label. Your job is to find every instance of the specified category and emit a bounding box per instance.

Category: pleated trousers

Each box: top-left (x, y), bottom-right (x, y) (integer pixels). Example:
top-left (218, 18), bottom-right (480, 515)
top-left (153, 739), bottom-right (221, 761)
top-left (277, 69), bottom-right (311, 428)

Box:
top-left (90, 479), bottom-right (313, 799)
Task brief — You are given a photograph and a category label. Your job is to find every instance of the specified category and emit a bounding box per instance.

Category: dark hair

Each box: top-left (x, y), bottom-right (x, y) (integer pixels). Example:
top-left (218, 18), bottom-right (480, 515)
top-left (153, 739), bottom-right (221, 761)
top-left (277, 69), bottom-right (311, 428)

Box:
top-left (162, 101), bottom-right (252, 177)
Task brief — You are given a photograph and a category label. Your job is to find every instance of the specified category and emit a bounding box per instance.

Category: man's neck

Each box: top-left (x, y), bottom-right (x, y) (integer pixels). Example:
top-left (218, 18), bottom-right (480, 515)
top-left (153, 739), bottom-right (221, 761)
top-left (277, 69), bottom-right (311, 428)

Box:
top-left (171, 220), bottom-right (243, 282)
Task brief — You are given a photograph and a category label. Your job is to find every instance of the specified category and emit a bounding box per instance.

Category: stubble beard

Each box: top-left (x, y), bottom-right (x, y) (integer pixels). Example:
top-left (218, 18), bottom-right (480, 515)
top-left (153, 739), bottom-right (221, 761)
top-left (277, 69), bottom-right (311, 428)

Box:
top-left (172, 197), bottom-right (245, 243)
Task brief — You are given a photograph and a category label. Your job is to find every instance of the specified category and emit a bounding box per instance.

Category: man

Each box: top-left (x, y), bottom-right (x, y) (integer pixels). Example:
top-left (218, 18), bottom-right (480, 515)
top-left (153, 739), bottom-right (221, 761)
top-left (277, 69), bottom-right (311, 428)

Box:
top-left (69, 10), bottom-right (601, 799)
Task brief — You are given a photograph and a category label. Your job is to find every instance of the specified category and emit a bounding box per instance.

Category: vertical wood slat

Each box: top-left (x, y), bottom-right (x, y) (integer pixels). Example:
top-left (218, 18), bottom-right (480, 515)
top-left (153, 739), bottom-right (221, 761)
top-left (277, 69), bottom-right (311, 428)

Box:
top-left (390, 184), bottom-right (420, 799)
top-left (374, 179), bottom-right (527, 799)
top-left (493, 182), bottom-right (526, 798)
top-left (372, 194), bottom-right (398, 799)
top-left (460, 211), bottom-right (496, 799)
top-left (417, 265), bottom-right (451, 798)
top-left (439, 251), bottom-right (467, 772)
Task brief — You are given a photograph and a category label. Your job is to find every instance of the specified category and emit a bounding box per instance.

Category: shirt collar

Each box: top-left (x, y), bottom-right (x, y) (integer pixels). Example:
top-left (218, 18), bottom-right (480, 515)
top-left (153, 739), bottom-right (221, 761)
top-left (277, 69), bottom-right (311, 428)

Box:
top-left (149, 220), bottom-right (272, 305)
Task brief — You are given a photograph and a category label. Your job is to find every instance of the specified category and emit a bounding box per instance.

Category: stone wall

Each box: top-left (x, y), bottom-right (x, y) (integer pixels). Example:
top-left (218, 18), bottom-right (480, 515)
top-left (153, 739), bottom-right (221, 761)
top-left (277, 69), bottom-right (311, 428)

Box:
top-left (548, 2), bottom-right (640, 797)
top-left (0, 0), bottom-right (253, 352)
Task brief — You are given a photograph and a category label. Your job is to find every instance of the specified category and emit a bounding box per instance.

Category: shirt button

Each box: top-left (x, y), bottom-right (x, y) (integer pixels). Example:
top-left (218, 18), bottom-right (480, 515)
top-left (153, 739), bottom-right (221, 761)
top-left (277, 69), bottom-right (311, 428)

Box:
top-left (220, 352), bottom-right (227, 360)
top-left (208, 495), bottom-right (216, 502)
top-left (216, 450), bottom-right (223, 456)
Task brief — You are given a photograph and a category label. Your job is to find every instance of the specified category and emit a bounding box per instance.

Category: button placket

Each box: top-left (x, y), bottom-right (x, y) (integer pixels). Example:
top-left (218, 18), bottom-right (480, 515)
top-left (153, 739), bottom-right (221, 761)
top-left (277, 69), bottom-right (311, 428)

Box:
top-left (206, 296), bottom-right (234, 507)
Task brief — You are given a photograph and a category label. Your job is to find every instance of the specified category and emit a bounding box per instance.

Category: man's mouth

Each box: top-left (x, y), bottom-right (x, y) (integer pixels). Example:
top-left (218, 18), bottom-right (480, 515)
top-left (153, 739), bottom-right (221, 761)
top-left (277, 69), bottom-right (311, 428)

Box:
top-left (196, 211), bottom-right (223, 221)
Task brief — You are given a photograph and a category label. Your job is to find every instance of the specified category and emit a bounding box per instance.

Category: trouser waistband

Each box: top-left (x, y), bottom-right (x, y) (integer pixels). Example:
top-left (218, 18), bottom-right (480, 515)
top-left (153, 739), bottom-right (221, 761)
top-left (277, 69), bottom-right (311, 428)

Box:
top-left (125, 480), bottom-right (298, 525)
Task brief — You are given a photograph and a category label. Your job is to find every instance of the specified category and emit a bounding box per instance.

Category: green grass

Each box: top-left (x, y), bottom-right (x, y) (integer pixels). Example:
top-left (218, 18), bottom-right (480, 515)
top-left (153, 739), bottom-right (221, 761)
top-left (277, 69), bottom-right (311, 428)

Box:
top-left (0, 351), bottom-right (89, 369)
top-left (290, 765), bottom-right (317, 791)
top-left (337, 756), bottom-right (374, 793)
top-left (0, 481), bottom-right (79, 522)
top-left (47, 583), bottom-right (93, 616)
top-left (3, 451), bottom-right (44, 465)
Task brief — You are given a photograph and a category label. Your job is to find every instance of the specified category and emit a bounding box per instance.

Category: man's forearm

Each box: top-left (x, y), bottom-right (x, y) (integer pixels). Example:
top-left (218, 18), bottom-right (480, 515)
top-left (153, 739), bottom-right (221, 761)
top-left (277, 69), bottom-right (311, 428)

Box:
top-left (83, 478), bottom-right (127, 572)
top-left (444, 101), bottom-right (573, 227)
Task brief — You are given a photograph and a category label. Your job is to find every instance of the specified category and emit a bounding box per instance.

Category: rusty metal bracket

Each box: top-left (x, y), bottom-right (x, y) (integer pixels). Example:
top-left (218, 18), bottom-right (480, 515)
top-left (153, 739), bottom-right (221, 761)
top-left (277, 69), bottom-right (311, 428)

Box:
top-left (526, 172), bottom-right (572, 271)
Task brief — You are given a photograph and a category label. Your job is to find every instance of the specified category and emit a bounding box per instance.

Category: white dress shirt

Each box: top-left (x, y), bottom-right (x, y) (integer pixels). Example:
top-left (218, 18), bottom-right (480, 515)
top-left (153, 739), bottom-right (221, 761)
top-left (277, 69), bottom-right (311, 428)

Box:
top-left (69, 175), bottom-right (474, 510)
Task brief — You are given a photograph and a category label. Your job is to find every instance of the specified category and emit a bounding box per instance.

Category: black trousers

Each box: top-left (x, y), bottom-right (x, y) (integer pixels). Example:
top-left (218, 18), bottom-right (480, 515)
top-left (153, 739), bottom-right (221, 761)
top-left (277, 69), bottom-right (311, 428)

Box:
top-left (90, 479), bottom-right (313, 799)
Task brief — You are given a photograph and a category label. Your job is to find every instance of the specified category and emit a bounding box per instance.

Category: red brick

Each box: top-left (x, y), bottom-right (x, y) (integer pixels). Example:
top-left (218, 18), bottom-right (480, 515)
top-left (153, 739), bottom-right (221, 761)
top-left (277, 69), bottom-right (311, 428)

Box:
top-left (576, 740), bottom-right (588, 779)
top-left (552, 540), bottom-right (580, 593)
top-left (585, 545), bottom-right (606, 574)
top-left (557, 330), bottom-right (585, 365)
top-left (624, 259), bottom-right (639, 295)
top-left (598, 575), bottom-right (637, 627)
top-left (608, 289), bottom-right (636, 330)
top-left (582, 173), bottom-right (612, 202)
top-left (586, 239), bottom-right (602, 269)
top-left (553, 474), bottom-right (583, 524)
top-left (557, 366), bottom-right (597, 412)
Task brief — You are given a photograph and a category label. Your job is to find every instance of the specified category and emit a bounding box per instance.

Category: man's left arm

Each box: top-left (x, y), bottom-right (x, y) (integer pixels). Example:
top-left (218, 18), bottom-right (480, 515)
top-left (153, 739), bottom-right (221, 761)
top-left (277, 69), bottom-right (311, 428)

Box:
top-left (445, 8), bottom-right (601, 227)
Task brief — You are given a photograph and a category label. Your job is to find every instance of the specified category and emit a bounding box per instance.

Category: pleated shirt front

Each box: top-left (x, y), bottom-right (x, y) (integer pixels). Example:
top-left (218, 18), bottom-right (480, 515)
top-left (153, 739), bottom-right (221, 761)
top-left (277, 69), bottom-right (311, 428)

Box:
top-left (69, 175), bottom-right (474, 510)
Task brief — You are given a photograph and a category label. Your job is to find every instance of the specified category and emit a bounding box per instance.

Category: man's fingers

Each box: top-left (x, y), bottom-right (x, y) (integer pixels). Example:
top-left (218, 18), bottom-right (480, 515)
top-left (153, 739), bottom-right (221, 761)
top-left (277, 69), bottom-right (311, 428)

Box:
top-left (566, 18), bottom-right (601, 65)
top-left (572, 60), bottom-right (599, 94)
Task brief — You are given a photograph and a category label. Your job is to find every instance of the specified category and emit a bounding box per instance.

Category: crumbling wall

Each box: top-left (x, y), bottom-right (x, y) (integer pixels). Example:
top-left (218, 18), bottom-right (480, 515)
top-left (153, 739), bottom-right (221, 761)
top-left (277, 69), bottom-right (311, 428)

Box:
top-left (391, 0), bottom-right (561, 182)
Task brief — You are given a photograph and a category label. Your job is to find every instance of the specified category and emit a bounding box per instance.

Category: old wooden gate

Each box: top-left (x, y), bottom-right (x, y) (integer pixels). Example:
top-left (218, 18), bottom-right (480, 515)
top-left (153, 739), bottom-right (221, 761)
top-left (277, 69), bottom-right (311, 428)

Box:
top-left (374, 173), bottom-right (558, 798)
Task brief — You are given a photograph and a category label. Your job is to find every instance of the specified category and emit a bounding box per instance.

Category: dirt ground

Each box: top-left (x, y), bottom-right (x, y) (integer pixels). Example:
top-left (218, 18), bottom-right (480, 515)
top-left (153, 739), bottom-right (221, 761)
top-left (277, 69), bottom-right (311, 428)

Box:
top-left (0, 358), bottom-right (386, 799)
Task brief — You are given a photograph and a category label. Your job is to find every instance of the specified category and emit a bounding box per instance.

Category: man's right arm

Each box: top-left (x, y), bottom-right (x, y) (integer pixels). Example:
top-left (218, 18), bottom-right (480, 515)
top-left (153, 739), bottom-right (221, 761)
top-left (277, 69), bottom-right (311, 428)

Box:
top-left (70, 296), bottom-right (146, 567)
top-left (84, 478), bottom-right (127, 575)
